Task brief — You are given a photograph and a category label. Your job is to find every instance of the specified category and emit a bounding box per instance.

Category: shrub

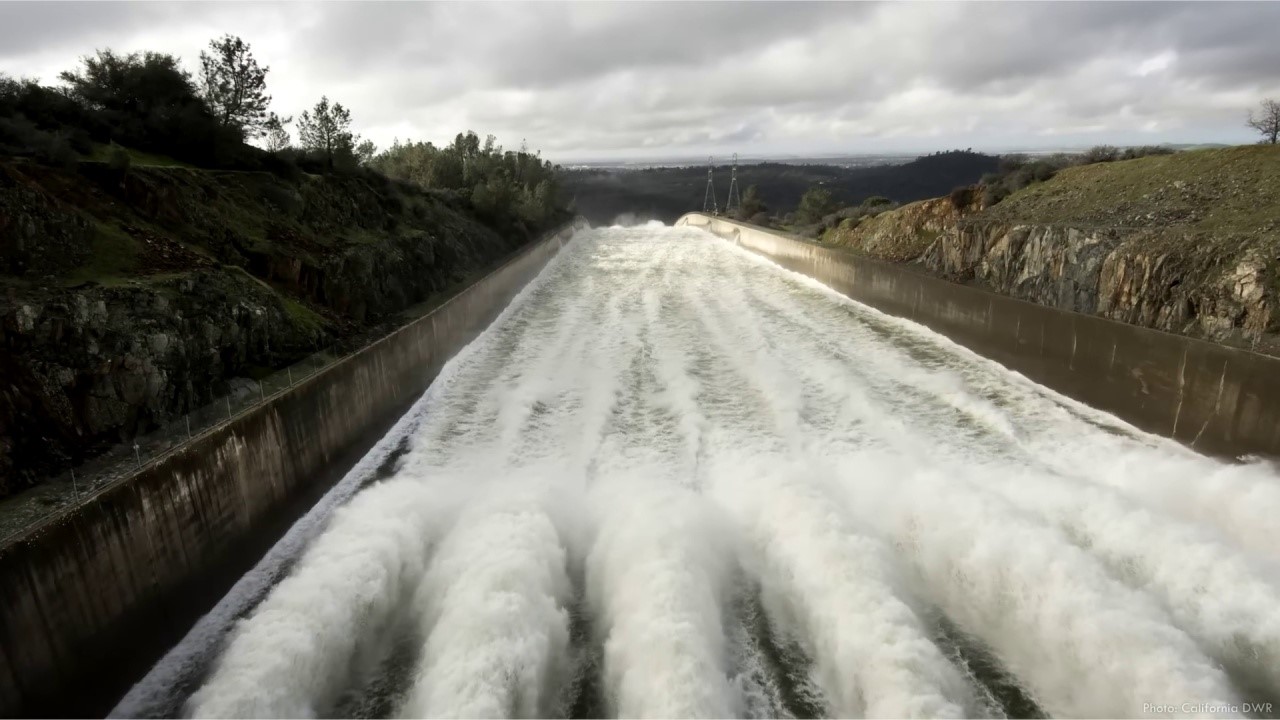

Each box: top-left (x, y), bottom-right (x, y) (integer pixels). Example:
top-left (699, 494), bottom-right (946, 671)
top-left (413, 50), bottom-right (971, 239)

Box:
top-left (979, 155), bottom-right (1074, 206)
top-left (259, 181), bottom-right (301, 216)
top-left (1120, 145), bottom-right (1175, 160)
top-left (1082, 145), bottom-right (1120, 164)
top-left (258, 149), bottom-right (304, 182)
top-left (982, 183), bottom-right (1010, 207)
top-left (949, 185), bottom-right (976, 212)
top-left (38, 132), bottom-right (79, 168)
top-left (796, 186), bottom-right (836, 225)
top-left (106, 143), bottom-right (131, 173)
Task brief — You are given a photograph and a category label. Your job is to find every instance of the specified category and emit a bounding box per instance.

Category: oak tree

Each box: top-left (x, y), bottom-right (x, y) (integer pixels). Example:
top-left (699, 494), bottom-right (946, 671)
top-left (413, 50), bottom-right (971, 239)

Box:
top-left (1247, 99), bottom-right (1280, 144)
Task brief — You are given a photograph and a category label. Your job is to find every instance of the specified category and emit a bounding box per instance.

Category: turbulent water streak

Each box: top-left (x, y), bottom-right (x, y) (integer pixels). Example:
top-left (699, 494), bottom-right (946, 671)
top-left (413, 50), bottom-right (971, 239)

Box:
top-left (188, 480), bottom-right (445, 717)
top-left (587, 477), bottom-right (735, 718)
top-left (162, 223), bottom-right (1280, 719)
top-left (399, 486), bottom-right (573, 718)
top-left (709, 455), bottom-right (974, 718)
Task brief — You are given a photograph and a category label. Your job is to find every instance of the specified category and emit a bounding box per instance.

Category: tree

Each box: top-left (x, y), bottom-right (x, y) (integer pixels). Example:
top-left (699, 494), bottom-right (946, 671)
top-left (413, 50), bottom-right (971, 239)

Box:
top-left (355, 138), bottom-right (377, 165)
top-left (796, 186), bottom-right (836, 225)
top-left (199, 35), bottom-right (272, 138)
top-left (1247, 99), bottom-right (1280, 144)
top-left (739, 184), bottom-right (766, 219)
top-left (58, 49), bottom-right (237, 164)
top-left (296, 96), bottom-right (353, 169)
top-left (367, 130), bottom-right (565, 234)
top-left (60, 49), bottom-right (196, 117)
top-left (263, 114), bottom-right (290, 151)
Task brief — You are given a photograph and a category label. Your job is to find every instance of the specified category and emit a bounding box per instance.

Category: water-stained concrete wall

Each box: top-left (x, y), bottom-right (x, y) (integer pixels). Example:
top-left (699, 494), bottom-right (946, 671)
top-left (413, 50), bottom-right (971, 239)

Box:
top-left (679, 213), bottom-right (1280, 459)
top-left (0, 219), bottom-right (584, 717)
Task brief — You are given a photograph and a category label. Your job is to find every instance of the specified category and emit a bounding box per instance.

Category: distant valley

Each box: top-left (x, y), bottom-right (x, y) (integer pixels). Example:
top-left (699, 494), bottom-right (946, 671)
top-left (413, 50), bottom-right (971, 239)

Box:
top-left (562, 150), bottom-right (999, 225)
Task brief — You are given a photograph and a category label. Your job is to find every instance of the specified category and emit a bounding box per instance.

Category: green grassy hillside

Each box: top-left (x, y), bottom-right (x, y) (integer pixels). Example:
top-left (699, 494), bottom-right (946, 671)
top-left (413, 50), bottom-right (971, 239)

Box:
top-left (982, 145), bottom-right (1280, 234)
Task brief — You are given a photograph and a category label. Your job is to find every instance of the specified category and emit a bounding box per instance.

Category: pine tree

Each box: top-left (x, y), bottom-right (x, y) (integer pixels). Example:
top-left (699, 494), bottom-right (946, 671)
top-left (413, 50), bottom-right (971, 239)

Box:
top-left (296, 96), bottom-right (354, 169)
top-left (263, 114), bottom-right (291, 151)
top-left (199, 35), bottom-right (273, 138)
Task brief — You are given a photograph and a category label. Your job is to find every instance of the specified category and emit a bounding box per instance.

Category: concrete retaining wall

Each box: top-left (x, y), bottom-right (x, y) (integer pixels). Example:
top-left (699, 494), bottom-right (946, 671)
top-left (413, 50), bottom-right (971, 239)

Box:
top-left (0, 219), bottom-right (584, 717)
top-left (679, 213), bottom-right (1280, 459)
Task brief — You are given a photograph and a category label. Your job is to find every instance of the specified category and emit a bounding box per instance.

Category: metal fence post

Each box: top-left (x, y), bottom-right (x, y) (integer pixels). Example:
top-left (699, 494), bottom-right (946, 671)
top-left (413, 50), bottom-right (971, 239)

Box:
top-left (71, 468), bottom-right (79, 499)
top-left (226, 397), bottom-right (232, 420)
top-left (133, 442), bottom-right (141, 468)
top-left (186, 414), bottom-right (192, 439)
top-left (288, 367), bottom-right (293, 387)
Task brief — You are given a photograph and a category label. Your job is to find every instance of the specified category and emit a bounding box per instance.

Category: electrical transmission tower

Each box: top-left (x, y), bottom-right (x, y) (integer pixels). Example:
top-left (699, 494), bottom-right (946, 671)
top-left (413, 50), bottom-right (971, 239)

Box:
top-left (725, 153), bottom-right (742, 215)
top-left (702, 156), bottom-right (719, 215)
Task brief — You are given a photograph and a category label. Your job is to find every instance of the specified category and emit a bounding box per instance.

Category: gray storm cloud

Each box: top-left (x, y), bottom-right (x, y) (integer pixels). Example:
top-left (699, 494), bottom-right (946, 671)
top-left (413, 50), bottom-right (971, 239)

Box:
top-left (2, 1), bottom-right (1277, 160)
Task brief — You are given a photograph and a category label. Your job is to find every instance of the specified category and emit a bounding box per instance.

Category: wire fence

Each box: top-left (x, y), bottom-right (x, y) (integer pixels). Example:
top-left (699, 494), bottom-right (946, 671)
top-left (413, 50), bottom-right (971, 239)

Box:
top-left (0, 347), bottom-right (344, 545)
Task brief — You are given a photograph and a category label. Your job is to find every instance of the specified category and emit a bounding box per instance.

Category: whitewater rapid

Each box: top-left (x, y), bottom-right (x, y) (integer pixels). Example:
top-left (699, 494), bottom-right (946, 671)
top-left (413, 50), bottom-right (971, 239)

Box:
top-left (119, 223), bottom-right (1280, 719)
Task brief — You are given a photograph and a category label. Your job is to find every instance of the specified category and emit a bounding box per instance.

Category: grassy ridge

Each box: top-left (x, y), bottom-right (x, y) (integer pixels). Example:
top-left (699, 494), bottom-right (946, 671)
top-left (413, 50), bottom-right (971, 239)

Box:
top-left (982, 145), bottom-right (1280, 233)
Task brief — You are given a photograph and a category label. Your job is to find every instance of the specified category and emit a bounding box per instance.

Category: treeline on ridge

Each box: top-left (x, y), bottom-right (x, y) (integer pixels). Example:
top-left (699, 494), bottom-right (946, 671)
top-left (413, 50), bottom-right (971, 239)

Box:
top-left (0, 35), bottom-right (565, 237)
top-left (561, 149), bottom-right (1001, 226)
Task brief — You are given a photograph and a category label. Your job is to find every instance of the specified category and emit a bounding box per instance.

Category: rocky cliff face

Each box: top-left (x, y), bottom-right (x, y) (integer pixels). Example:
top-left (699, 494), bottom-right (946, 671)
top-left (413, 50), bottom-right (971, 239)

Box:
top-left (0, 160), bottom-right (537, 496)
top-left (824, 147), bottom-right (1280, 358)
top-left (0, 270), bottom-right (320, 488)
top-left (828, 195), bottom-right (975, 262)
top-left (918, 223), bottom-right (1277, 355)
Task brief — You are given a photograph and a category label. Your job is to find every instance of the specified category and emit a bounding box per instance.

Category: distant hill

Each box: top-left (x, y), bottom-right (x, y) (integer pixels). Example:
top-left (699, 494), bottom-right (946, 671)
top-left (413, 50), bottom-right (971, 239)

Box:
top-left (562, 150), bottom-right (1000, 224)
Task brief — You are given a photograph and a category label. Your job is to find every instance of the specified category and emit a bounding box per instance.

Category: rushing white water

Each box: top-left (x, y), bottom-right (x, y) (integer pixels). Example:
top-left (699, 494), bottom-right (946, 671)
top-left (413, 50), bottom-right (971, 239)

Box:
top-left (151, 222), bottom-right (1280, 719)
top-left (399, 483), bottom-right (574, 718)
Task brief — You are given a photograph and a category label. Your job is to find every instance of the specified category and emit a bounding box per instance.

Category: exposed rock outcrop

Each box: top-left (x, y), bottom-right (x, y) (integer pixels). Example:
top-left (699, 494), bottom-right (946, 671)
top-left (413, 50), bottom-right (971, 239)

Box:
top-left (825, 146), bottom-right (1280, 358)
top-left (1, 270), bottom-right (320, 487)
top-left (829, 195), bottom-right (970, 263)
top-left (918, 224), bottom-right (1276, 354)
top-left (0, 159), bottom-right (549, 496)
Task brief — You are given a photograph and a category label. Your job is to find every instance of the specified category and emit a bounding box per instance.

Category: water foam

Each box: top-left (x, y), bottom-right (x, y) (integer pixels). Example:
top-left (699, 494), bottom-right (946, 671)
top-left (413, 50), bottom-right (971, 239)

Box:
top-left (586, 476), bottom-right (736, 717)
top-left (709, 454), bottom-right (974, 718)
top-left (398, 486), bottom-right (574, 717)
top-left (174, 224), bottom-right (1279, 719)
top-left (188, 479), bottom-right (448, 717)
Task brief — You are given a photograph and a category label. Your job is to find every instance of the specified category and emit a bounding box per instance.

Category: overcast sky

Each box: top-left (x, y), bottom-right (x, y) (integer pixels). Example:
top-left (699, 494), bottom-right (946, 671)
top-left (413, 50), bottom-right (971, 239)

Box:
top-left (2, 1), bottom-right (1277, 161)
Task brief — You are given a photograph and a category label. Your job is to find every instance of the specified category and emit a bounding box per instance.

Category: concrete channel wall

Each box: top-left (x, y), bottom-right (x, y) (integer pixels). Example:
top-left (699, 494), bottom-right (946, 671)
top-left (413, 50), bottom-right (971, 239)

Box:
top-left (679, 213), bottom-right (1280, 459)
top-left (0, 219), bottom-right (585, 717)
